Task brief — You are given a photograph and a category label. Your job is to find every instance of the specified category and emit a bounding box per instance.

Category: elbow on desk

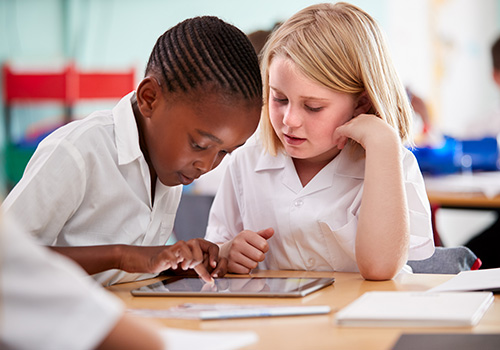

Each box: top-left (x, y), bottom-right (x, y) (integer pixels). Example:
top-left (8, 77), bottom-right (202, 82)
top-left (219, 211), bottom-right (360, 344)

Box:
top-left (358, 262), bottom-right (401, 281)
top-left (359, 269), bottom-right (397, 281)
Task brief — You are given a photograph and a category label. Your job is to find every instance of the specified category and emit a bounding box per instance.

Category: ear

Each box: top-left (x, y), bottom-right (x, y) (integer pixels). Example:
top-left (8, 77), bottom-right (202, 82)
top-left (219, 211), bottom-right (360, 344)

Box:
top-left (135, 76), bottom-right (162, 119)
top-left (353, 91), bottom-right (372, 117)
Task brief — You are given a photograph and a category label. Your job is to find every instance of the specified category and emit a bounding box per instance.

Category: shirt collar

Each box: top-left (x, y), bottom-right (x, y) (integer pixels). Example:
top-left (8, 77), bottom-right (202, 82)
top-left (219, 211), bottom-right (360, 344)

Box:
top-left (333, 142), bottom-right (365, 180)
top-left (113, 92), bottom-right (142, 165)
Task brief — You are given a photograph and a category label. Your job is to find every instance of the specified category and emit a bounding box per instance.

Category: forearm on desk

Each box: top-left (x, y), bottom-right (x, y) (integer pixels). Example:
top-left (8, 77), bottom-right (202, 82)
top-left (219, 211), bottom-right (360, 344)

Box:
top-left (49, 245), bottom-right (124, 275)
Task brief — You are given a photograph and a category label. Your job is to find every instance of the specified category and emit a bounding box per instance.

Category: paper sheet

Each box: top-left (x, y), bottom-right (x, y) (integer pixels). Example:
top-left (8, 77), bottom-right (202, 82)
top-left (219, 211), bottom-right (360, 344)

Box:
top-left (129, 303), bottom-right (331, 320)
top-left (160, 328), bottom-right (258, 350)
top-left (428, 268), bottom-right (500, 292)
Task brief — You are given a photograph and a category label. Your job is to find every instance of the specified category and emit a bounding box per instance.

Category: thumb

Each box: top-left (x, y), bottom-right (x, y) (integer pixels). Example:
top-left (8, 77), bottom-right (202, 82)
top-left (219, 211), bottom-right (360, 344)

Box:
top-left (257, 227), bottom-right (274, 240)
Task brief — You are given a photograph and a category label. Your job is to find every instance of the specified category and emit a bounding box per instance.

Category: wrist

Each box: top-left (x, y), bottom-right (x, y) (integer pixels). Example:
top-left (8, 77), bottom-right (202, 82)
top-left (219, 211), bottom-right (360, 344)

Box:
top-left (113, 244), bottom-right (128, 271)
top-left (364, 129), bottom-right (401, 156)
top-left (219, 241), bottom-right (232, 260)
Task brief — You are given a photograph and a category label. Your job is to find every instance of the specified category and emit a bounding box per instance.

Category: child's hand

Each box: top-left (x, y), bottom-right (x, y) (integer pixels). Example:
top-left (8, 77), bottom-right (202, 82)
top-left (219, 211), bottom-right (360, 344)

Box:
top-left (119, 239), bottom-right (226, 283)
top-left (186, 238), bottom-right (228, 281)
top-left (332, 113), bottom-right (399, 150)
top-left (222, 228), bottom-right (274, 274)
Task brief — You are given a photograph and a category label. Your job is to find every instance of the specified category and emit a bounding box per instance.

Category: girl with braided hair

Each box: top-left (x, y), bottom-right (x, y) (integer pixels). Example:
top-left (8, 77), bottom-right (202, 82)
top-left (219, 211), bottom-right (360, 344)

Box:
top-left (2, 16), bottom-right (262, 286)
top-left (206, 3), bottom-right (435, 280)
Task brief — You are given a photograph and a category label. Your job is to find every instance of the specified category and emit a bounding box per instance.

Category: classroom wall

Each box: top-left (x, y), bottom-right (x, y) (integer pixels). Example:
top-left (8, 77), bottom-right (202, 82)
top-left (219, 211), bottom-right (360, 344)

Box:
top-left (0, 0), bottom-right (386, 195)
top-left (1, 0), bottom-right (500, 248)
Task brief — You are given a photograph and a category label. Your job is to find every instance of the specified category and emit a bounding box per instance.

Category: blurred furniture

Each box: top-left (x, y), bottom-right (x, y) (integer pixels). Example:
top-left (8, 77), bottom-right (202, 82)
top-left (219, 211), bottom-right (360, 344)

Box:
top-left (2, 63), bottom-right (136, 188)
top-left (407, 246), bottom-right (482, 274)
top-left (424, 172), bottom-right (500, 247)
top-left (427, 189), bottom-right (500, 209)
top-left (173, 193), bottom-right (215, 241)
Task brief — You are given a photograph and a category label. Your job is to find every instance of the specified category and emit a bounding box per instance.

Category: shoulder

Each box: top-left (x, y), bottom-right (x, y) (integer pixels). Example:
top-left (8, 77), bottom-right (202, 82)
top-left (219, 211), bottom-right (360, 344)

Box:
top-left (402, 146), bottom-right (422, 168)
top-left (402, 146), bottom-right (426, 183)
top-left (35, 110), bottom-right (117, 163)
top-left (22, 111), bottom-right (117, 181)
top-left (45, 110), bottom-right (114, 145)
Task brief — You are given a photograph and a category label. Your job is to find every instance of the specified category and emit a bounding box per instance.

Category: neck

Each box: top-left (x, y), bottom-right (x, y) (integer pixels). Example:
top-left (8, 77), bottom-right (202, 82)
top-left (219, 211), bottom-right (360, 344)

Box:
top-left (131, 94), bottom-right (157, 201)
top-left (292, 158), bottom-right (327, 187)
top-left (292, 148), bottom-right (341, 187)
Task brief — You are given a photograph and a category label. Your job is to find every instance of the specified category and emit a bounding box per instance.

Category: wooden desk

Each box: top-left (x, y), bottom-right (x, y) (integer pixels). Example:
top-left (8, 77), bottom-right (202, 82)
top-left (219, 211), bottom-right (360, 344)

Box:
top-left (108, 270), bottom-right (500, 350)
top-left (427, 190), bottom-right (500, 209)
top-left (424, 174), bottom-right (500, 245)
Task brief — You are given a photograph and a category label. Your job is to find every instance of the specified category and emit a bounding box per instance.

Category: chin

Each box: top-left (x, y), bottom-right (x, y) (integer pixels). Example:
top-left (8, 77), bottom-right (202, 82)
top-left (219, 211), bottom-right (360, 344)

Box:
top-left (284, 148), bottom-right (309, 159)
top-left (158, 176), bottom-right (180, 187)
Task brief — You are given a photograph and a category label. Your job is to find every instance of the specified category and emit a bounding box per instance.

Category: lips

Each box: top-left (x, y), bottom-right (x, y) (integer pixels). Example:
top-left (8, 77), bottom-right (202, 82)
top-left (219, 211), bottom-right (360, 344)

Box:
top-left (283, 133), bottom-right (306, 146)
top-left (178, 173), bottom-right (195, 185)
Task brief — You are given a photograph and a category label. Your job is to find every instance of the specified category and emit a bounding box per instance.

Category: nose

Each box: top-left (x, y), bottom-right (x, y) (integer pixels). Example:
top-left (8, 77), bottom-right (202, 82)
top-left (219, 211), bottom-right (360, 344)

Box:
top-left (193, 150), bottom-right (223, 174)
top-left (282, 104), bottom-right (302, 128)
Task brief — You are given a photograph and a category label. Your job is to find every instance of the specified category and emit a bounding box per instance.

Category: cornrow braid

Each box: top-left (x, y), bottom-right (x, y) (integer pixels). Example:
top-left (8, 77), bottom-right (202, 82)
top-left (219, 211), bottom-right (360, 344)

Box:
top-left (146, 16), bottom-right (262, 100)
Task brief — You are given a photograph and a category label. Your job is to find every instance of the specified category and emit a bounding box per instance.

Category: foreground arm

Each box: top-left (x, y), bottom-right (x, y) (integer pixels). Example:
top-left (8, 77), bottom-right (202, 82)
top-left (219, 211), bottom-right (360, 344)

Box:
top-left (97, 314), bottom-right (165, 350)
top-left (334, 114), bottom-right (409, 280)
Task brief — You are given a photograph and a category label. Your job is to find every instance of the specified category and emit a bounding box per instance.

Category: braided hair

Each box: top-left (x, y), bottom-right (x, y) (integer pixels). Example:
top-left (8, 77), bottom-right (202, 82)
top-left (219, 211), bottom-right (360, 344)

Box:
top-left (146, 16), bottom-right (262, 102)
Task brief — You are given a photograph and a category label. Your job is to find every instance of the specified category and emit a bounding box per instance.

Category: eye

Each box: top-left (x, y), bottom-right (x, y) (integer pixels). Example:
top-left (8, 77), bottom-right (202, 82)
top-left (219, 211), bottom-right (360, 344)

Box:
top-left (218, 149), bottom-right (229, 156)
top-left (271, 92), bottom-right (288, 104)
top-left (273, 97), bottom-right (288, 104)
top-left (190, 139), bottom-right (208, 151)
top-left (305, 105), bottom-right (323, 112)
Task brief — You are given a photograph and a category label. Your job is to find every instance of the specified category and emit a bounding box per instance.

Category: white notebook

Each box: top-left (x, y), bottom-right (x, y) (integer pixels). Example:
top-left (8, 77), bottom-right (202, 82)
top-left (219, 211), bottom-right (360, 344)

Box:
top-left (335, 291), bottom-right (494, 327)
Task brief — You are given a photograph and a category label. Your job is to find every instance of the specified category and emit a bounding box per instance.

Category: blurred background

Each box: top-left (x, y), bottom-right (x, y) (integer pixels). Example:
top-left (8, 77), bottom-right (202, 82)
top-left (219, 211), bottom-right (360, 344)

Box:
top-left (1, 0), bottom-right (500, 250)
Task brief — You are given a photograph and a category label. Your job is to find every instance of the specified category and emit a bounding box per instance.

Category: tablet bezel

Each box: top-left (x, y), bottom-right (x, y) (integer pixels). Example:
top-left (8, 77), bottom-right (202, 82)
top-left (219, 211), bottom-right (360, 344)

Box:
top-left (130, 276), bottom-right (335, 298)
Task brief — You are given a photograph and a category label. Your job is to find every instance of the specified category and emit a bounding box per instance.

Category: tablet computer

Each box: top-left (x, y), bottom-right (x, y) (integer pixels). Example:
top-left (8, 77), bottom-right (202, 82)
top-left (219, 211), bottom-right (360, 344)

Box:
top-left (131, 276), bottom-right (335, 298)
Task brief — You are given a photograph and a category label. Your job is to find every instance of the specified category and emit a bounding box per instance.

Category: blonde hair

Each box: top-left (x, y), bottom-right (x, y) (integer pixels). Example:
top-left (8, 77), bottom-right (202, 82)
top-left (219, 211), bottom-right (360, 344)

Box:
top-left (259, 2), bottom-right (413, 155)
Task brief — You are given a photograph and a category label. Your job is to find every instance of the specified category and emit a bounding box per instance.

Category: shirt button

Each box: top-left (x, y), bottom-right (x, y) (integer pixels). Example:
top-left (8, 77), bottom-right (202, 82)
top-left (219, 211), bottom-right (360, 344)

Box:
top-left (307, 257), bottom-right (316, 268)
top-left (294, 199), bottom-right (303, 207)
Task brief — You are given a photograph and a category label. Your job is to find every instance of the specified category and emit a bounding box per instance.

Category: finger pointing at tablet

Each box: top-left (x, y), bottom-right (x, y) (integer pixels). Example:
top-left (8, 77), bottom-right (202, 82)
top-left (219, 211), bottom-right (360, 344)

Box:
top-left (186, 238), bottom-right (227, 283)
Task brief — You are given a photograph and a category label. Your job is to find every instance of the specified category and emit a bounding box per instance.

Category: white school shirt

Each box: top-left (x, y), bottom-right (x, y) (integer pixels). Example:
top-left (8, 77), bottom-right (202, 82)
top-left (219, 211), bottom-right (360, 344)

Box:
top-left (2, 92), bottom-right (183, 285)
top-left (206, 136), bottom-right (435, 272)
top-left (1, 216), bottom-right (124, 350)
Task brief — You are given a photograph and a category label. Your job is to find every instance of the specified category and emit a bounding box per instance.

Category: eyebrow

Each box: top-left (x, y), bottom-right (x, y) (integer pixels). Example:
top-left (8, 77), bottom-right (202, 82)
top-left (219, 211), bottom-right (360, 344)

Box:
top-left (196, 129), bottom-right (223, 144)
top-left (196, 129), bottom-right (247, 151)
top-left (269, 86), bottom-right (329, 101)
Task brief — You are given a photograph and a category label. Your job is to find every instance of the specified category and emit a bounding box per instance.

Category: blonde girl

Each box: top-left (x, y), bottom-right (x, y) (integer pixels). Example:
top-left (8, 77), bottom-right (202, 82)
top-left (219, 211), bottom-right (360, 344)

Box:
top-left (206, 2), bottom-right (434, 280)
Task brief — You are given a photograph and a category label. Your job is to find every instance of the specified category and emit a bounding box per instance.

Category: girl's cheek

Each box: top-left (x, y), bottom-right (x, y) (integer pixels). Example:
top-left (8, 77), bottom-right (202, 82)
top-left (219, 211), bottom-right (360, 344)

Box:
top-left (269, 107), bottom-right (283, 125)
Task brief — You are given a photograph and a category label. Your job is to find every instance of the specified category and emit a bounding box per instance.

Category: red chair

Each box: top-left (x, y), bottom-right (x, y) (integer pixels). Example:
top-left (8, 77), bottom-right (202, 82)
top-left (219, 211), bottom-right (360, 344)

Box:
top-left (2, 63), bottom-right (136, 188)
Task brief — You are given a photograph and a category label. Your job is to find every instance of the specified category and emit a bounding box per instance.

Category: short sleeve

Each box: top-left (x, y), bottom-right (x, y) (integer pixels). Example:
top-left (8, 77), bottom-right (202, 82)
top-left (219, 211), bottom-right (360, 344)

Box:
top-left (403, 149), bottom-right (435, 260)
top-left (2, 138), bottom-right (87, 244)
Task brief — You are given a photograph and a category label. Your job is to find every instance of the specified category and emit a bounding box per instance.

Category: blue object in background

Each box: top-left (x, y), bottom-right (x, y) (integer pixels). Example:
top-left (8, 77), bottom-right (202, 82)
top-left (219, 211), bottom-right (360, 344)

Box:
top-left (411, 136), bottom-right (499, 175)
top-left (461, 137), bottom-right (499, 171)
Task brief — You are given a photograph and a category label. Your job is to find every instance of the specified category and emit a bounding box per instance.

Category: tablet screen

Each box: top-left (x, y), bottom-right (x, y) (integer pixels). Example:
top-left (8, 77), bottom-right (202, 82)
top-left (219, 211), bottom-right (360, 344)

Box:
top-left (131, 276), bottom-right (334, 298)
